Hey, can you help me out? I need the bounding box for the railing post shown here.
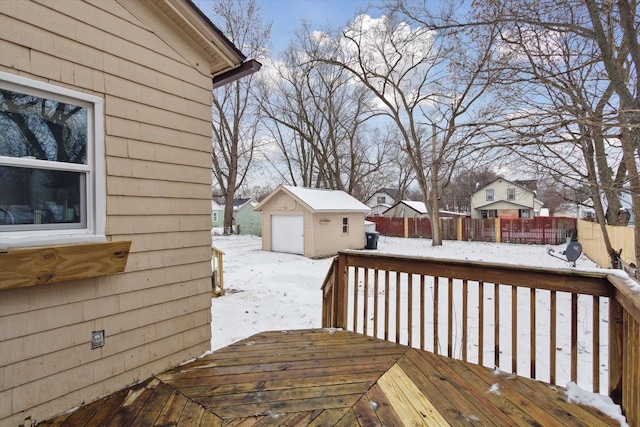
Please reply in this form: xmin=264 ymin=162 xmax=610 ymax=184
xmin=609 ymin=297 xmax=623 ymax=404
xmin=495 ymin=218 xmax=501 ymax=243
xmin=335 ymin=253 xmax=349 ymax=329
xmin=404 ymin=217 xmax=409 ymax=238
xmin=457 ymin=217 xmax=462 ymax=241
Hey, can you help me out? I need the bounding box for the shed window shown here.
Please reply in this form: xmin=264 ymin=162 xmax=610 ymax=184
xmin=342 ymin=217 xmax=349 ymax=233
xmin=507 ymin=188 xmax=515 ymax=201
xmin=486 ymin=189 xmax=494 ymax=201
xmin=377 ymin=196 xmax=386 ymax=204
xmin=213 ymin=212 xmax=218 ymax=222
xmin=0 ymin=72 xmax=105 ymax=247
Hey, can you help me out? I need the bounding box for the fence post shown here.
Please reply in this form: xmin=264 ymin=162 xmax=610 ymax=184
xmin=495 ymin=218 xmax=501 ymax=243
xmin=457 ymin=217 xmax=463 ymax=241
xmin=404 ymin=217 xmax=409 ymax=238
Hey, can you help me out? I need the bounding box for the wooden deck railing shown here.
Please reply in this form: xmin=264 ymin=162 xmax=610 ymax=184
xmin=211 ymin=245 xmax=225 ymax=297
xmin=321 ymin=251 xmax=640 ymax=426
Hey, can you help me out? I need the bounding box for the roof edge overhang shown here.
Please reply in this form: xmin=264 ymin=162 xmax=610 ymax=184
xmin=147 ymin=0 xmax=245 ymax=74
xmin=213 ymin=59 xmax=262 ymax=88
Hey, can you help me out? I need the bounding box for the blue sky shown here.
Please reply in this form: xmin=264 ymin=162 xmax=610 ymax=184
xmin=194 ymin=0 xmax=374 ymax=55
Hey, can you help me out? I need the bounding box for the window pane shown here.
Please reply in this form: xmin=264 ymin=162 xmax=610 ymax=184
xmin=0 ymin=166 xmax=85 ymax=229
xmin=0 ymin=88 xmax=87 ymax=164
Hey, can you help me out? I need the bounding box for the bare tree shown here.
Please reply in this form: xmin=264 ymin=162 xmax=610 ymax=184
xmin=257 ymin=34 xmax=394 ymax=198
xmin=458 ymin=0 xmax=639 ymax=266
xmin=210 ymin=0 xmax=270 ymax=234
xmin=303 ymin=12 xmax=502 ymax=245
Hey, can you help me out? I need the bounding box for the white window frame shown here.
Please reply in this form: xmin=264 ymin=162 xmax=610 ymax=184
xmin=213 ymin=211 xmax=218 ymax=222
xmin=486 ymin=189 xmax=494 ymax=201
xmin=342 ymin=217 xmax=349 ymax=234
xmin=507 ymin=188 xmax=515 ymax=201
xmin=0 ymin=72 xmax=105 ymax=248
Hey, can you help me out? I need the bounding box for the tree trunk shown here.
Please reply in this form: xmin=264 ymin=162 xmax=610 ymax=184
xmin=223 ymin=191 xmax=235 ymax=235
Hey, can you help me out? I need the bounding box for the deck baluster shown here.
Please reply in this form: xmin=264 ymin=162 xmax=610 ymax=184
xmin=512 ymin=285 xmax=517 ymax=374
xmin=593 ymin=295 xmax=600 ymax=393
xmin=571 ymin=293 xmax=578 ymax=383
xmin=531 ymin=288 xmax=537 ymax=379
xmin=408 ymin=274 xmax=413 ymax=347
xmin=550 ymin=290 xmax=557 ymax=384
xmin=363 ymin=268 xmax=369 ymax=336
xmin=495 ymin=283 xmax=500 ymax=369
xmin=448 ymin=277 xmax=453 ymax=358
xmin=434 ymin=276 xmax=440 ymax=354
xmin=462 ymin=279 xmax=468 ymax=362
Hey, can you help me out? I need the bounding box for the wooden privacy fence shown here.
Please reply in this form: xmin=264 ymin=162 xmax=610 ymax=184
xmin=578 ymin=219 xmax=637 ymax=271
xmin=322 ymin=251 xmax=640 ymax=426
xmin=367 ymin=216 xmax=576 ymax=245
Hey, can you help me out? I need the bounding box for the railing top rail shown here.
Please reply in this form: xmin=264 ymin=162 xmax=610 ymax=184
xmin=607 ymin=273 xmax=640 ymax=324
xmin=321 ymin=256 xmax=338 ymax=293
xmin=211 ymin=244 xmax=226 ymax=255
xmin=338 ymin=250 xmax=615 ymax=297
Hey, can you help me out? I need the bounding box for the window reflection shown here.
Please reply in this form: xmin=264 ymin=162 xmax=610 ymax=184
xmin=0 ymin=89 xmax=87 ymax=164
xmin=0 ymin=166 xmax=84 ymax=228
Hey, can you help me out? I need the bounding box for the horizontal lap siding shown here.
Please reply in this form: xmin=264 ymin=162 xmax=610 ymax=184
xmin=0 ymin=0 xmax=216 ymax=424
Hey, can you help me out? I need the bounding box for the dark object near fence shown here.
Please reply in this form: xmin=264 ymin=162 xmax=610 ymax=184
xmin=365 ymin=231 xmax=379 ymax=249
xmin=546 ymin=241 xmax=582 ymax=267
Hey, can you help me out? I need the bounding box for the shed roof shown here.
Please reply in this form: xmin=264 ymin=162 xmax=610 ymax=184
xmin=254 ymin=185 xmax=371 ymax=213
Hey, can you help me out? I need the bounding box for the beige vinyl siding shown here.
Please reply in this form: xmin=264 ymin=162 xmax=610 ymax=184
xmin=0 ymin=0 xmax=218 ymax=424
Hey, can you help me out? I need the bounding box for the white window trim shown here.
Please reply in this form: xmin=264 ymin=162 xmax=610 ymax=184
xmin=0 ymin=72 xmax=105 ymax=249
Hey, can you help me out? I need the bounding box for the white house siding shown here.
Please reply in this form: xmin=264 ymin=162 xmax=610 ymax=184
xmin=0 ymin=1 xmax=221 ymax=424
xmin=471 ymin=179 xmax=539 ymax=219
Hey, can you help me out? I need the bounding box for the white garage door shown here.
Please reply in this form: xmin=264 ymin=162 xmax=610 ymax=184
xmin=271 ymin=215 xmax=304 ymax=255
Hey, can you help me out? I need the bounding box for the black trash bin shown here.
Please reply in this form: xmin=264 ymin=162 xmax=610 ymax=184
xmin=365 ymin=231 xmax=379 ymax=249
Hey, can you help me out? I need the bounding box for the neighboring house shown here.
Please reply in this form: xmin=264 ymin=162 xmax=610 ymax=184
xmin=254 ymin=185 xmax=371 ymax=258
xmin=218 ymin=198 xmax=260 ymax=234
xmin=0 ymin=1 xmax=259 ymax=425
xmin=579 ymin=193 xmax=634 ymax=225
xmin=235 ymin=198 xmax=261 ymax=236
xmin=470 ymin=178 xmax=544 ymax=219
xmin=212 ymin=200 xmax=224 ymax=227
xmin=383 ymin=201 xmax=467 ymax=218
xmin=366 ymin=187 xmax=400 ymax=216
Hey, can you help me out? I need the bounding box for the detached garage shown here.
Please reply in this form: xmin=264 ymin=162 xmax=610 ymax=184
xmin=254 ymin=185 xmax=371 ymax=258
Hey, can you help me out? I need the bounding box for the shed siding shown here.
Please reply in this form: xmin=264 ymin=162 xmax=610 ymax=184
xmin=311 ymin=212 xmax=366 ymax=258
xmin=0 ymin=1 xmax=215 ymax=424
xmin=258 ymin=191 xmax=367 ymax=258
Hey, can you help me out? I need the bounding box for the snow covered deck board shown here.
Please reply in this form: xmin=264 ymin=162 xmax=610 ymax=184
xmin=40 ymin=329 xmax=616 ymax=426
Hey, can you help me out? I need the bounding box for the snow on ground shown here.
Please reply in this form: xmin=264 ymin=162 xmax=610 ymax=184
xmin=211 ymin=234 xmax=596 ymax=351
xmin=210 ymin=234 xmax=628 ymax=425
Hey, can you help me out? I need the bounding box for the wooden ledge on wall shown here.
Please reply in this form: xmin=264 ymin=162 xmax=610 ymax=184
xmin=0 ymin=241 xmax=131 ymax=291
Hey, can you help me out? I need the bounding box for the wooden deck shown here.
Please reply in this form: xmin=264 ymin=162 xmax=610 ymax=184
xmin=41 ymin=329 xmax=617 ymax=426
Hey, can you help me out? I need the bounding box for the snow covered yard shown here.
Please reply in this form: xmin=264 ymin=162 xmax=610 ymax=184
xmin=210 ymin=234 xmax=599 ymax=351
xmin=210 ymin=234 xmax=628 ymax=424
